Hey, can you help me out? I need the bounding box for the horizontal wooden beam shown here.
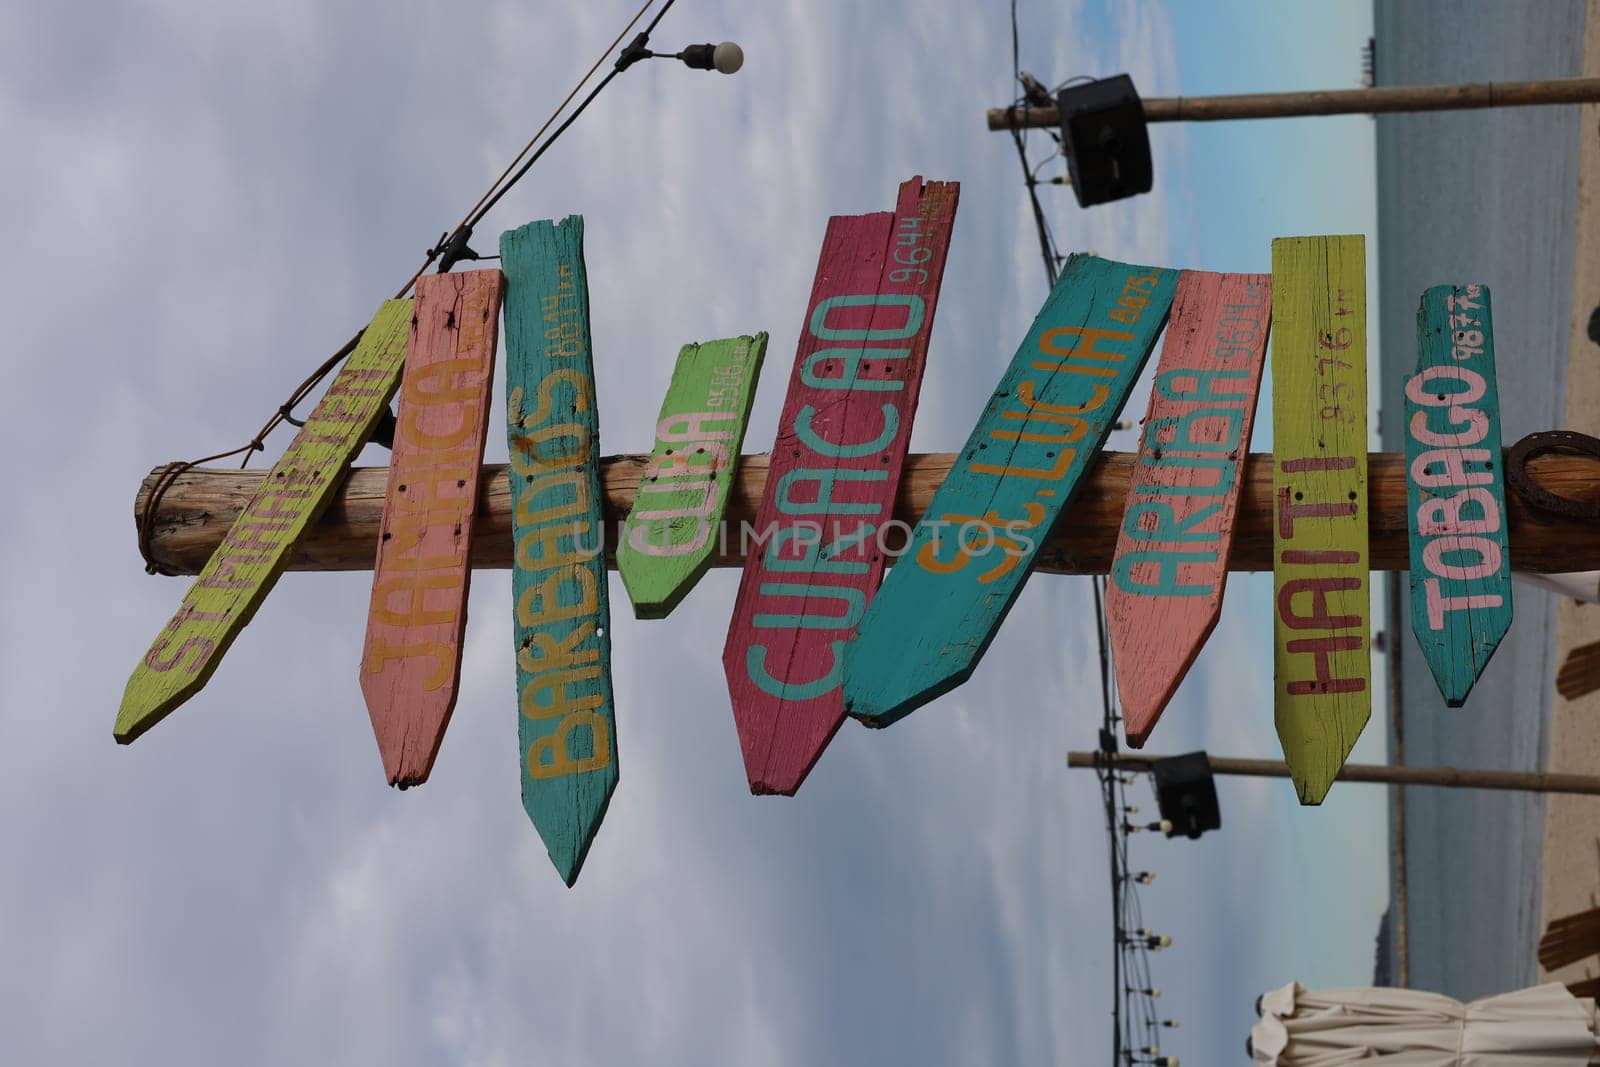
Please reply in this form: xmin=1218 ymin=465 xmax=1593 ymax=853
xmin=986 ymin=76 xmax=1600 ymax=130
xmin=136 ymin=447 xmax=1600 ymax=576
xmin=1068 ymin=751 xmax=1600 ymax=796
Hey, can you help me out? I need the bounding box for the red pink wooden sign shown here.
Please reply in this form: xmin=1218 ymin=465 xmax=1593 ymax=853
xmin=722 ymin=176 xmax=958 ymax=795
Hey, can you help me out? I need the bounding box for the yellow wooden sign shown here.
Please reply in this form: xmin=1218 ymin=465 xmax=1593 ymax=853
xmin=116 ymin=300 xmax=412 ymax=742
xmin=1270 ymin=235 xmax=1370 ymax=804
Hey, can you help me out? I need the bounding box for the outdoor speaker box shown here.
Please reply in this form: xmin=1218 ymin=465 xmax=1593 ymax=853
xmin=1152 ymin=752 xmax=1221 ymax=840
xmin=1057 ymin=74 xmax=1153 ymax=208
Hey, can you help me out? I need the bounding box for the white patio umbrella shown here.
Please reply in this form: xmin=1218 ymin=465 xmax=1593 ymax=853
xmin=1248 ymin=981 xmax=1599 ymax=1066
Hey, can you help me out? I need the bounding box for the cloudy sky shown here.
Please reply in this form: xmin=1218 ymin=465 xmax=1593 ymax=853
xmin=2 ymin=1 xmax=1381 ymax=1063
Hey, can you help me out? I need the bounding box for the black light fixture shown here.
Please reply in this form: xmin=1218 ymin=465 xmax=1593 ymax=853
xmin=1151 ymin=752 xmax=1221 ymax=840
xmin=1056 ymin=74 xmax=1153 ymax=208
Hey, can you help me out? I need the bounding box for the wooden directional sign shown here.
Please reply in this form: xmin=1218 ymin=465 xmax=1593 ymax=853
xmin=361 ymin=270 xmax=502 ymax=786
xmin=618 ymin=333 xmax=768 ymax=619
xmin=116 ymin=300 xmax=412 ymax=743
xmin=1405 ymin=283 xmax=1511 ymax=706
xmin=723 ymin=177 xmax=959 ymax=795
xmin=845 ymin=254 xmax=1178 ymax=728
xmin=500 ymin=216 xmax=615 ymax=886
xmin=1270 ymin=235 xmax=1369 ymax=805
xmin=1107 ymin=271 xmax=1270 ymax=747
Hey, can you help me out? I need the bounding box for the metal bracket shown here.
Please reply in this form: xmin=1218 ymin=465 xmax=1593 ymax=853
xmin=1506 ymin=430 xmax=1600 ymax=520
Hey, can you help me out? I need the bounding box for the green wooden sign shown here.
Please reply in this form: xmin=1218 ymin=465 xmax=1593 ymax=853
xmin=116 ymin=300 xmax=412 ymax=743
xmin=1406 ymin=283 xmax=1512 ymax=706
xmin=500 ymin=216 xmax=616 ymax=887
xmin=843 ymin=254 xmax=1178 ymax=727
xmin=618 ymin=334 xmax=767 ymax=619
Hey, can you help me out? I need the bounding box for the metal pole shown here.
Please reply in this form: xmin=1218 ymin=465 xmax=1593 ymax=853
xmin=988 ymin=76 xmax=1600 ymax=130
xmin=1067 ymin=751 xmax=1600 ymax=796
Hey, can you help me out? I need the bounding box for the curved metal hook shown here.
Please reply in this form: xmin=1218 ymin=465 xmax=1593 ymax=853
xmin=1506 ymin=430 xmax=1600 ymax=521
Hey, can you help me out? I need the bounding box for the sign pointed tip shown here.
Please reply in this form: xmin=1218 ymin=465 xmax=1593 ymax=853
xmin=556 ymin=858 xmax=584 ymax=889
xmin=1295 ymin=777 xmax=1331 ymax=806
xmin=533 ymin=823 xmax=598 ymax=889
xmin=746 ymin=748 xmax=826 ymax=796
xmin=113 ymin=690 xmax=166 ymax=746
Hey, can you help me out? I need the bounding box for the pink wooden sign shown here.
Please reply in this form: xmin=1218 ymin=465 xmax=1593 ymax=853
xmin=360 ymin=269 xmax=502 ymax=786
xmin=1107 ymin=271 xmax=1270 ymax=746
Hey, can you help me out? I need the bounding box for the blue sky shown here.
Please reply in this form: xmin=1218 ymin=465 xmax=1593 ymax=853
xmin=0 ymin=1 xmax=1383 ymax=1063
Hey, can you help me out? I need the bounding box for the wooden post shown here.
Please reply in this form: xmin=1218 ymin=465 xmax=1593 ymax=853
xmin=987 ymin=76 xmax=1600 ymax=130
xmin=134 ymin=443 xmax=1600 ymax=577
xmin=1067 ymin=751 xmax=1600 ymax=796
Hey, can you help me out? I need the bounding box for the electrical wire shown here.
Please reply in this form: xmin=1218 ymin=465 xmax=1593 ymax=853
xmin=138 ymin=0 xmax=675 ymax=574
xmin=1007 ymin=4 xmax=1174 ymax=1063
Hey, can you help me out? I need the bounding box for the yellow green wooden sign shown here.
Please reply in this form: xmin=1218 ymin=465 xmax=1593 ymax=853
xmin=117 ymin=300 xmax=412 ymax=742
xmin=1269 ymin=235 xmax=1370 ymax=805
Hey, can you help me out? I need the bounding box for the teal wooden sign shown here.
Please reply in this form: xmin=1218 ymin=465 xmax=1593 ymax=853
xmin=843 ymin=254 xmax=1178 ymax=727
xmin=500 ymin=216 xmax=616 ymax=886
xmin=1406 ymin=283 xmax=1511 ymax=706
xmin=617 ymin=333 xmax=767 ymax=619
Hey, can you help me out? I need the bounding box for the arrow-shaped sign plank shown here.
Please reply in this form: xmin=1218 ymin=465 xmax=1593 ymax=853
xmin=361 ymin=269 xmax=502 ymax=786
xmin=1405 ymin=283 xmax=1512 ymax=706
xmin=1107 ymin=271 xmax=1270 ymax=746
xmin=845 ymin=255 xmax=1178 ymax=728
xmin=618 ymin=333 xmax=768 ymax=619
xmin=116 ymin=300 xmax=412 ymax=743
xmin=1270 ymin=234 xmax=1370 ymax=805
xmin=500 ymin=216 xmax=616 ymax=886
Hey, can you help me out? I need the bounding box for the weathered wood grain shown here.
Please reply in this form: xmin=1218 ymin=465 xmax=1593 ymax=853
xmin=617 ymin=333 xmax=767 ymax=619
xmin=500 ymin=216 xmax=615 ymax=886
xmin=1107 ymin=271 xmax=1270 ymax=747
xmin=843 ymin=254 xmax=1178 ymax=728
xmin=1414 ymin=287 xmax=1510 ymax=710
xmin=1406 ymin=284 xmax=1512 ymax=707
xmin=116 ymin=300 xmax=412 ymax=743
xmin=136 ymin=447 xmax=1600 ymax=577
xmin=1270 ymin=235 xmax=1370 ymax=805
xmin=361 ymin=270 xmax=502 ymax=786
xmin=723 ymin=177 xmax=959 ymax=794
